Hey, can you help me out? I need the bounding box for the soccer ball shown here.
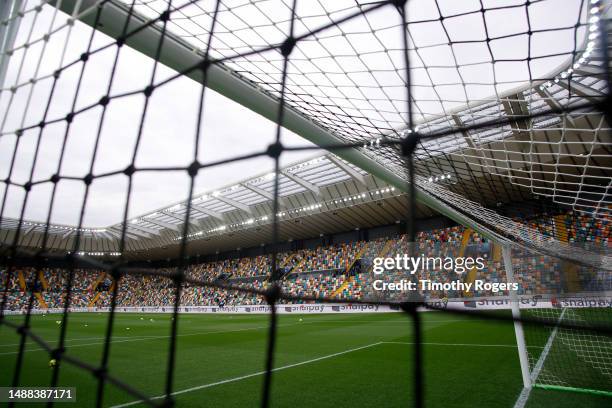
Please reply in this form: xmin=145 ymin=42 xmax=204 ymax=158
xmin=299 ymin=318 xmax=303 ymax=322
xmin=48 ymin=359 xmax=57 ymax=368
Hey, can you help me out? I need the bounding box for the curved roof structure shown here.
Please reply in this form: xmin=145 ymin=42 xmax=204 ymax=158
xmin=2 ymin=153 xmax=414 ymax=258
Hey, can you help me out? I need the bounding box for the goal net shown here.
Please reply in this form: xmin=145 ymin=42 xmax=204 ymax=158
xmin=0 ymin=0 xmax=610 ymax=406
xmin=523 ymin=304 xmax=612 ymax=396
xmin=511 ymin=247 xmax=612 ymax=398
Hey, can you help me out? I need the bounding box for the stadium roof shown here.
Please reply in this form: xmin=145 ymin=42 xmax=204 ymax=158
xmin=0 ymin=0 xmax=610 ymax=262
xmin=1 ymin=153 xmax=421 ymax=258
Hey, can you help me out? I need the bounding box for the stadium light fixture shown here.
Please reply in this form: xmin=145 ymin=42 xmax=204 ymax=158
xmin=70 ymin=251 xmax=121 ymax=257
xmin=174 ymin=185 xmax=405 ymax=242
xmin=538 ymin=4 xmax=600 ymax=92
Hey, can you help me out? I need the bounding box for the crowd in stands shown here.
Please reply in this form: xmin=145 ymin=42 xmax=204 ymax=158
xmin=291 ymin=242 xmax=367 ymax=273
xmin=529 ymin=211 xmax=610 ymax=245
xmin=1 ymin=210 xmax=609 ymax=311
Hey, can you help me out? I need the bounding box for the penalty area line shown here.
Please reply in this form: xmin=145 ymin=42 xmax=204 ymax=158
xmin=110 ymin=342 xmax=384 ymax=408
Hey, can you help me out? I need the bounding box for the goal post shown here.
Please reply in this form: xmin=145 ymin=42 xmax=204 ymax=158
xmin=522 ymin=295 xmax=612 ymax=397
xmin=510 ymin=246 xmax=612 ymax=399
xmin=502 ymin=245 xmax=532 ymax=390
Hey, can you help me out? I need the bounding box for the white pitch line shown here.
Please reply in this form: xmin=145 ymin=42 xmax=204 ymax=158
xmin=111 ymin=340 xmax=525 ymax=407
xmin=382 ymin=341 xmax=519 ymax=348
xmin=111 ymin=342 xmax=384 ymax=408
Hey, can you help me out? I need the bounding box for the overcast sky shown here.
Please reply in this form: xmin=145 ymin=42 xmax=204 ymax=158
xmin=0 ymin=0 xmax=587 ymax=228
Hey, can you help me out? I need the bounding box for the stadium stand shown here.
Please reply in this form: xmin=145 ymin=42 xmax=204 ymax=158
xmin=2 ymin=210 xmax=608 ymax=311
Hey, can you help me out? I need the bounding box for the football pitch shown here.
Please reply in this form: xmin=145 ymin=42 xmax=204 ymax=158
xmin=1 ymin=312 xmax=610 ymax=407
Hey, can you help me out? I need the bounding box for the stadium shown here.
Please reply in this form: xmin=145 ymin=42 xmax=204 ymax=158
xmin=0 ymin=0 xmax=611 ymax=407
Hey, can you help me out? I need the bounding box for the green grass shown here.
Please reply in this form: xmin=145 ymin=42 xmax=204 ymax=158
xmin=0 ymin=312 xmax=609 ymax=407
